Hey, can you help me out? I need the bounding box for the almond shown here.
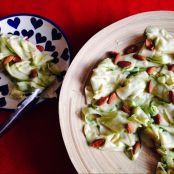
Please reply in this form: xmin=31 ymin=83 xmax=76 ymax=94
xmin=117 ymin=61 xmax=131 ymax=68
xmin=114 ymin=53 xmax=121 ymax=65
xmin=145 ymin=39 xmax=154 ymax=51
xmin=146 ymin=66 xmax=157 ymax=75
xmin=97 ymin=96 xmax=109 ymax=106
xmin=121 ymin=104 xmax=131 ymax=114
xmin=107 ymin=92 xmax=117 ymax=104
xmin=133 ymin=141 xmax=141 ymax=154
xmin=36 ymin=45 xmax=44 ymax=52
xmin=3 ymin=55 xmax=16 ymax=65
xmin=169 ymin=91 xmax=174 ymax=104
xmin=133 ymin=54 xmax=146 ymax=61
xmin=126 ymin=122 xmax=134 ymax=134
xmin=108 ymin=51 xmax=118 ymax=57
xmin=147 ymin=80 xmax=153 ymax=94
xmin=3 ymin=56 xmax=14 ymax=65
xmin=30 ymin=68 xmax=38 ymax=78
xmin=12 ymin=56 xmax=22 ymax=62
xmin=90 ymin=138 xmax=105 ymax=148
xmin=154 ymin=114 xmax=161 ymax=125
xmin=168 ymin=64 xmax=174 ymax=72
xmin=124 ymin=45 xmax=138 ymax=54
xmin=3 ymin=55 xmax=22 ymax=65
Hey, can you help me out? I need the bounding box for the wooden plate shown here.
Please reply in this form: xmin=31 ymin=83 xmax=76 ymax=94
xmin=59 ymin=11 xmax=174 ymax=173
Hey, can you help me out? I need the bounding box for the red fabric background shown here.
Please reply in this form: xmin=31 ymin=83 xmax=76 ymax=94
xmin=0 ymin=0 xmax=174 ymax=173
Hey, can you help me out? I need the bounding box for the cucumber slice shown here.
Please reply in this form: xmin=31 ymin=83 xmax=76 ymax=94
xmin=32 ymin=77 xmax=46 ymax=87
xmin=116 ymin=72 xmax=148 ymax=100
xmin=30 ymin=81 xmax=44 ymax=89
xmin=5 ymin=63 xmax=29 ymax=80
xmin=17 ymin=81 xmax=32 ymax=91
xmin=0 ymin=35 xmax=15 ymax=59
xmin=145 ymin=26 xmax=174 ymax=54
xmin=10 ymin=87 xmax=24 ymax=99
xmin=32 ymin=54 xmax=53 ymax=66
xmin=15 ymin=61 xmax=34 ymax=74
xmin=48 ymin=63 xmax=60 ymax=75
xmin=40 ymin=75 xmax=56 ymax=86
xmin=7 ymin=36 xmax=28 ymax=60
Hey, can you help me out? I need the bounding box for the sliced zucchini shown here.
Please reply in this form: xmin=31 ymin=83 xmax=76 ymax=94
xmin=5 ymin=63 xmax=29 ymax=80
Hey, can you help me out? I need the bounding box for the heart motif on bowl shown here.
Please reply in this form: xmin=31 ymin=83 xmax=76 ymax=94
xmin=7 ymin=17 xmax=20 ymax=29
xmin=30 ymin=17 xmax=43 ymax=29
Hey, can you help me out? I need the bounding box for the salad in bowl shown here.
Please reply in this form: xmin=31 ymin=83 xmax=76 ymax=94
xmin=0 ymin=34 xmax=60 ymax=100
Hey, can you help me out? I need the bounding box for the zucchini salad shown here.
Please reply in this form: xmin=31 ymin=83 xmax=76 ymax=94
xmin=0 ymin=34 xmax=60 ymax=99
xmin=82 ymin=26 xmax=174 ymax=174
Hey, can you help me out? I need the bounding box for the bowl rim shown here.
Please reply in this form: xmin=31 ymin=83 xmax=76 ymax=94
xmin=0 ymin=13 xmax=72 ymax=61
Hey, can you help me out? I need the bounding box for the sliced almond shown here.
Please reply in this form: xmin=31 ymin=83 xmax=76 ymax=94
xmin=121 ymin=104 xmax=131 ymax=114
xmin=90 ymin=138 xmax=105 ymax=148
xmin=97 ymin=96 xmax=109 ymax=106
xmin=147 ymin=80 xmax=153 ymax=94
xmin=169 ymin=91 xmax=174 ymax=104
xmin=168 ymin=64 xmax=174 ymax=72
xmin=154 ymin=114 xmax=161 ymax=125
xmin=30 ymin=68 xmax=38 ymax=78
xmin=3 ymin=55 xmax=16 ymax=65
xmin=117 ymin=61 xmax=131 ymax=68
xmin=126 ymin=122 xmax=134 ymax=134
xmin=36 ymin=45 xmax=44 ymax=52
xmin=124 ymin=45 xmax=138 ymax=54
xmin=133 ymin=54 xmax=146 ymax=61
xmin=114 ymin=53 xmax=121 ymax=65
xmin=133 ymin=141 xmax=141 ymax=154
xmin=146 ymin=66 xmax=157 ymax=75
xmin=107 ymin=92 xmax=117 ymax=104
xmin=145 ymin=39 xmax=154 ymax=51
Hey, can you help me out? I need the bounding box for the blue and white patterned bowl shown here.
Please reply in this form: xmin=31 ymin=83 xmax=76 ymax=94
xmin=0 ymin=14 xmax=71 ymax=109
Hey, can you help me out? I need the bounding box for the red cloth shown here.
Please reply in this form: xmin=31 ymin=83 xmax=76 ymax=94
xmin=1 ymin=0 xmax=174 ymax=173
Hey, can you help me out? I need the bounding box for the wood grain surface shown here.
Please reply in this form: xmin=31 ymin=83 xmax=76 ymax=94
xmin=59 ymin=11 xmax=174 ymax=173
